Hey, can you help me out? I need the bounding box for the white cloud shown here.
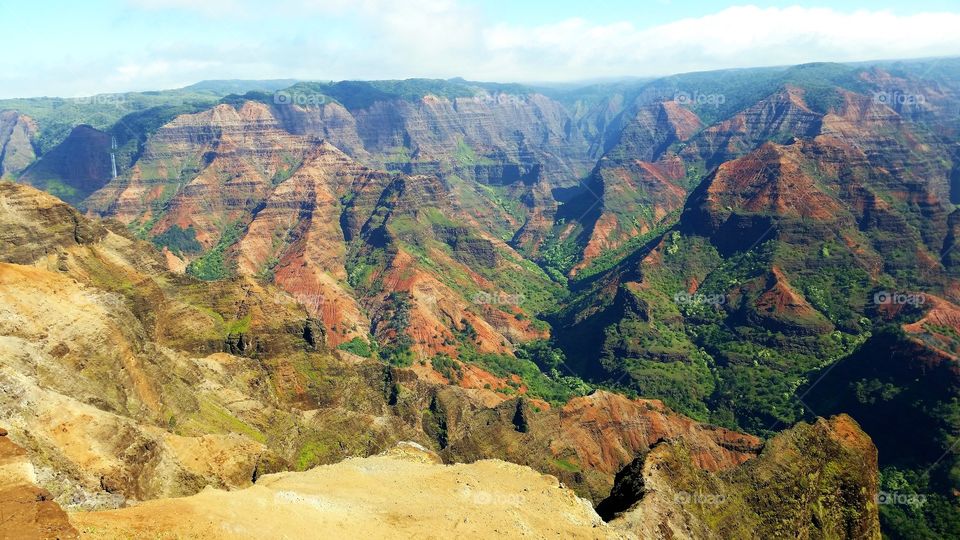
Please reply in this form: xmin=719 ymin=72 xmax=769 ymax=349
xmin=476 ymin=6 xmax=960 ymax=81
xmin=7 ymin=3 xmax=960 ymax=97
xmin=294 ymin=4 xmax=960 ymax=81
xmin=109 ymin=59 xmax=223 ymax=87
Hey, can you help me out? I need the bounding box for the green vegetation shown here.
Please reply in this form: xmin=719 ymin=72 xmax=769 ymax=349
xmin=800 ymin=327 xmax=960 ymax=537
xmin=453 ymin=139 xmax=493 ymax=166
xmin=460 ymin=341 xmax=592 ymax=405
xmin=8 ymin=60 xmax=958 ymax=538
xmin=441 ymin=175 xmax=525 ymax=242
xmin=378 ymin=292 xmax=415 ymax=367
xmin=539 ymin=237 xmax=579 ymax=281
xmin=39 ymin=178 xmax=79 ymax=201
xmin=430 ymin=354 xmax=463 ymax=382
xmin=296 ymin=440 xmax=330 ymax=471
xmin=110 ymin=103 xmax=218 ymax=149
xmin=878 ymin=468 xmax=960 ymax=539
xmin=0 ymin=91 xmax=221 ymax=153
xmin=337 ymin=337 xmax=372 ymax=358
xmin=152 ymin=225 xmax=202 ymax=256
xmin=179 ymin=396 xmax=266 ymax=444
xmin=475 ymin=182 xmax=526 ymax=222
xmin=573 ymin=215 xmax=679 ymax=282
xmin=552 ymin=458 xmax=581 ymax=473
xmin=552 ymin=229 xmax=882 ymax=431
xmin=271 ymin=153 xmax=302 ymax=185
xmin=187 ymin=222 xmax=244 ymax=281
xmin=643 ymin=61 xmax=867 ymax=126
xmin=257 ymin=256 xmax=280 ymax=283
xmin=226 ymin=314 xmax=252 ymax=335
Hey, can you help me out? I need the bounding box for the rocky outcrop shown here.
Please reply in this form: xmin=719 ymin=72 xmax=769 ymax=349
xmin=569 ymin=155 xmax=688 ymax=272
xmin=902 ymin=293 xmax=960 ymax=359
xmin=352 ymin=173 xmax=552 ymax=358
xmin=69 ymin=417 xmax=880 ymax=540
xmin=733 ymin=266 xmax=835 ymax=334
xmin=686 ymin=142 xmax=844 ymax=232
xmin=277 ymin=91 xmax=596 ymax=188
xmin=70 ymin=442 xmax=612 ymax=539
xmin=85 ymin=101 xmax=315 ymax=238
xmin=682 ymin=85 xmax=823 ymax=168
xmin=231 ymin=141 xmax=552 ymax=355
xmin=0 ymin=427 xmax=78 ymax=540
xmin=560 ymin=102 xmax=700 ymax=271
xmin=0 ymin=181 xmax=107 ymax=264
xmin=234 ymin=142 xmax=384 ymax=346
xmin=436 ymin=390 xmax=762 ymax=502
xmin=607 ymin=101 xmax=702 ymax=163
xmin=0 ymin=110 xmax=38 ymax=178
xmin=6 ymin=64 xmax=956 ymax=536
xmin=606 ymin=415 xmax=880 ymax=539
xmin=680 ymin=129 xmax=950 ymax=275
xmin=0 ymin=263 xmax=279 ymax=504
xmin=0 ymin=183 xmax=306 ymax=505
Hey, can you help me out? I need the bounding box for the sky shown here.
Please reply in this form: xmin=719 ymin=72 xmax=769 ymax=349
xmin=3 ymin=0 xmax=960 ymax=98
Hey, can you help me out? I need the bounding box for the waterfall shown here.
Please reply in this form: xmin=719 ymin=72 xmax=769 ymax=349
xmin=110 ymin=136 xmax=118 ymax=179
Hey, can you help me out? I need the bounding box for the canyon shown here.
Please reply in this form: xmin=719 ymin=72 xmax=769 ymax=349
xmin=3 ymin=58 xmax=960 ymax=537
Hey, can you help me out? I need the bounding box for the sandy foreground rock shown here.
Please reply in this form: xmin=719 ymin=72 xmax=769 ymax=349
xmin=69 ymin=442 xmax=623 ymax=539
xmin=0 ymin=428 xmax=78 ymax=540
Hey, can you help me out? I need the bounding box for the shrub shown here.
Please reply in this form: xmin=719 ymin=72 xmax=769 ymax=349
xmin=337 ymin=337 xmax=372 ymax=358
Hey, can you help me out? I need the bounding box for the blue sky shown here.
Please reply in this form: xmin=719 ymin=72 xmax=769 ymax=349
xmin=3 ymin=0 xmax=960 ymax=98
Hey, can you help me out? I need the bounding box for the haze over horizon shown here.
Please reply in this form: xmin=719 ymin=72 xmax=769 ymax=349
xmin=5 ymin=0 xmax=960 ymax=99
